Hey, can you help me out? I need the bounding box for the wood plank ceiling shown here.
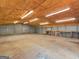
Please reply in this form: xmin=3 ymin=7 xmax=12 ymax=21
xmin=0 ymin=0 xmax=79 ymax=26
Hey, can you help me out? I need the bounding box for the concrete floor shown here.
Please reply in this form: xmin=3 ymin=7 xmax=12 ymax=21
xmin=0 ymin=34 xmax=79 ymax=59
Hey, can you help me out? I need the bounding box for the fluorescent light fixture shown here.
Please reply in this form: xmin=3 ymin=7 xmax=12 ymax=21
xmin=23 ymin=22 xmax=29 ymax=24
xmin=14 ymin=21 xmax=19 ymax=24
xmin=40 ymin=22 xmax=49 ymax=25
xmin=56 ymin=18 xmax=76 ymax=23
xmin=21 ymin=11 xmax=28 ymax=17
xmin=21 ymin=10 xmax=34 ymax=19
xmin=29 ymin=18 xmax=39 ymax=22
xmin=46 ymin=7 xmax=70 ymax=17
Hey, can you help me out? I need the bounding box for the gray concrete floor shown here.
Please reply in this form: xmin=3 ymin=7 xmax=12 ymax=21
xmin=0 ymin=34 xmax=79 ymax=59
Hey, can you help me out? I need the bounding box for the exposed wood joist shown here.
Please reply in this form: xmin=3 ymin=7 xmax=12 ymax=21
xmin=0 ymin=0 xmax=79 ymax=26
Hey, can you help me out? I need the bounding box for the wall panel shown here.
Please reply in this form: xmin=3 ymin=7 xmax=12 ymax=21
xmin=0 ymin=24 xmax=34 ymax=35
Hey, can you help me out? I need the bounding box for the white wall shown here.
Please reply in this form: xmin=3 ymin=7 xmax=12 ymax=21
xmin=36 ymin=25 xmax=79 ymax=34
xmin=0 ymin=24 xmax=34 ymax=35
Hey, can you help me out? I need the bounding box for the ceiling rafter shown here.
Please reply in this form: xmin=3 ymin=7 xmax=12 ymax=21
xmin=0 ymin=0 xmax=79 ymax=26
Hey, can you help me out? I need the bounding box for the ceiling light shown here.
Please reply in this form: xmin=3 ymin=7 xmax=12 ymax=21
xmin=40 ymin=22 xmax=49 ymax=25
xmin=23 ymin=22 xmax=29 ymax=24
xmin=45 ymin=7 xmax=70 ymax=17
xmin=21 ymin=10 xmax=34 ymax=19
xmin=56 ymin=18 xmax=76 ymax=23
xmin=29 ymin=18 xmax=39 ymax=22
xmin=14 ymin=21 xmax=19 ymax=24
xmin=21 ymin=11 xmax=28 ymax=17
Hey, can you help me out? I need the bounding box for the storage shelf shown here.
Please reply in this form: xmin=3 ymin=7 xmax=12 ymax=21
xmin=46 ymin=30 xmax=79 ymax=39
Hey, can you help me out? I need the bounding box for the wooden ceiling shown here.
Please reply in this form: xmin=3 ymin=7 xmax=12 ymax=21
xmin=0 ymin=0 xmax=79 ymax=26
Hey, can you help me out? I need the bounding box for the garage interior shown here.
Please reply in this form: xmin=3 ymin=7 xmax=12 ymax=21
xmin=0 ymin=0 xmax=79 ymax=59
